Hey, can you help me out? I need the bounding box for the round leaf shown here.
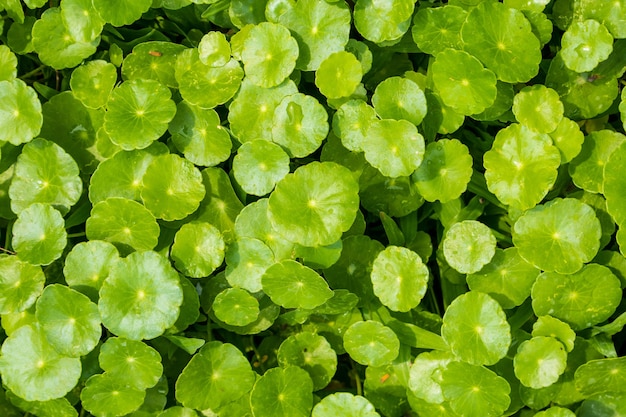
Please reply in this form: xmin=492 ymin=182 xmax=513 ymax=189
xmin=353 ymin=0 xmax=414 ymax=43
xmin=0 ymin=256 xmax=45 ymax=314
xmin=442 ymin=220 xmax=496 ymax=275
xmin=12 ymin=203 xmax=67 ymax=266
xmin=431 ymin=48 xmax=497 ymax=115
xmin=80 ymin=373 xmax=145 ymax=417
xmin=168 ymin=101 xmax=232 ymax=167
xmin=312 ymin=393 xmax=380 ymax=417
xmin=461 ymin=1 xmax=541 ymax=83
xmin=561 ymin=20 xmax=613 ymax=73
xmin=408 ymin=350 xmax=456 ymax=404
xmin=121 ymin=41 xmax=187 ymax=88
xmin=250 ymin=366 xmax=313 ymax=417
xmin=512 ymin=198 xmax=601 ymax=274
xmin=140 ymin=153 xmax=206 ymax=221
xmin=343 ymin=320 xmax=400 ymax=367
xmin=99 ymin=337 xmax=163 ymax=390
xmin=315 ymin=51 xmax=362 ymax=99
xmin=0 ymin=45 xmax=17 ymax=81
xmin=171 ymin=221 xmax=225 ymax=278
xmin=242 ymin=22 xmax=298 ymax=88
xmin=175 ymin=341 xmax=256 ymax=410
xmin=575 ymin=357 xmax=626 ymax=397
xmin=36 ymin=284 xmax=101 ymax=357
xmin=277 ymin=332 xmax=338 ymax=391
xmin=441 ymin=361 xmax=511 ymax=417
xmin=512 ymin=85 xmax=564 ymax=133
xmin=268 ymin=162 xmax=359 ymax=247
xmin=371 ymin=246 xmax=429 ymax=312
xmin=63 ymin=240 xmax=120 ymax=300
xmin=98 ymin=250 xmax=184 ymax=340
xmin=549 ymin=117 xmax=584 ymax=163
xmin=233 ymin=140 xmax=290 ymax=196
xmin=531 ymin=264 xmax=621 ymax=330
xmin=483 ymin=123 xmax=562 ymax=211
xmin=70 ymin=59 xmax=117 ymax=109
xmin=271 ymin=93 xmax=328 ymax=158
xmin=0 ymin=79 xmax=41 ymax=146
xmin=532 ymin=316 xmax=576 ymax=353
xmin=198 ymin=31 xmax=231 ymax=67
xmin=514 ymin=336 xmax=567 ymax=388
xmin=0 ymin=324 xmax=82 ymax=401
xmin=442 ymin=291 xmax=511 ymax=366
xmin=331 ymin=99 xmax=378 ymax=152
xmin=261 ymin=260 xmax=333 ymax=309
xmin=412 ymin=139 xmax=473 ymax=203
xmin=86 ymin=198 xmax=160 ymax=253
xmin=9 ymin=138 xmax=82 ymax=215
xmin=225 ymin=237 xmax=275 ymax=293
xmin=372 ymin=76 xmax=427 ymax=126
xmin=411 ymin=5 xmax=466 ymax=56
xmin=91 ymin=0 xmax=151 ymax=26
xmin=213 ymin=287 xmax=259 ymax=326
xmin=467 ymin=247 xmax=540 ymax=309
xmin=362 ymin=119 xmax=425 ymax=178
xmin=103 ymin=79 xmax=177 ymax=150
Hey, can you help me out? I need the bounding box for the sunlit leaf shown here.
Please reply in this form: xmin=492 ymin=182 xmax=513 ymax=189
xmin=443 ymin=220 xmax=496 ymax=275
xmin=549 ymin=117 xmax=584 ymax=163
xmin=91 ymin=0 xmax=151 ymax=26
xmin=575 ymin=357 xmax=626 ymax=397
xmin=561 ymin=20 xmax=613 ymax=73
xmin=171 ymin=221 xmax=224 ymax=278
xmin=316 ymin=51 xmax=363 ymax=99
xmin=532 ymin=315 xmax=576 ymax=353
xmin=99 ymin=337 xmax=163 ymax=390
xmin=512 ymin=84 xmax=564 ymax=133
xmin=225 ymin=237 xmax=275 ymax=293
xmin=122 ymin=41 xmax=187 ymax=88
xmin=0 ymin=256 xmax=45 ymax=315
xmin=233 ymin=140 xmax=289 ymax=196
xmin=250 ymin=366 xmax=313 ymax=417
xmin=213 ymin=287 xmax=259 ymax=326
xmin=408 ymin=350 xmax=455 ymax=404
xmin=514 ymin=336 xmax=567 ymax=388
xmin=354 ymin=0 xmax=414 ymax=43
xmin=0 ymin=79 xmax=42 ymax=145
xmin=0 ymin=45 xmax=17 ymax=81
xmin=344 ymin=320 xmax=400 ymax=367
xmin=569 ymin=130 xmax=625 ymax=194
xmin=312 ymin=392 xmax=380 ymax=417
xmin=80 ymin=373 xmax=145 ymax=417
xmin=262 ymin=260 xmax=333 ymax=309
xmin=411 ymin=5 xmax=466 ymax=56
xmin=278 ymin=332 xmax=337 ymax=390
xmin=12 ymin=203 xmax=67 ymax=266
xmin=198 ymin=31 xmax=231 ymax=67
xmin=332 ymin=99 xmax=378 ymax=152
xmin=372 ymin=76 xmax=427 ymax=126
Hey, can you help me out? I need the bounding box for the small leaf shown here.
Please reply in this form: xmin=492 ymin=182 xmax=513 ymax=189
xmin=512 ymin=84 xmax=564 ymax=133
xmin=353 ymin=0 xmax=415 ymax=43
xmin=0 ymin=256 xmax=45 ymax=315
xmin=277 ymin=332 xmax=338 ymax=391
xmin=575 ymin=357 xmax=626 ymax=397
xmin=344 ymin=320 xmax=400 ymax=367
xmin=70 ymin=60 xmax=117 ymax=109
xmin=198 ymin=31 xmax=231 ymax=67
xmin=514 ymin=336 xmax=568 ymax=388
xmin=233 ymin=140 xmax=290 ymax=196
xmin=262 ymin=260 xmax=333 ymax=309
xmin=80 ymin=373 xmax=145 ymax=417
xmin=12 ymin=203 xmax=67 ymax=266
xmin=0 ymin=79 xmax=42 ymax=145
xmin=99 ymin=337 xmax=163 ymax=390
xmin=442 ymin=220 xmax=496 ymax=275
xmin=312 ymin=392 xmax=380 ymax=417
xmin=213 ymin=287 xmax=260 ymax=326
xmin=250 ymin=366 xmax=313 ymax=417
xmin=561 ymin=20 xmax=613 ymax=73
xmin=316 ymin=51 xmax=363 ymax=99
xmin=63 ymin=240 xmax=120 ymax=301
xmin=372 ymin=76 xmax=427 ymax=126
xmin=170 ymin=222 xmax=225 ymax=278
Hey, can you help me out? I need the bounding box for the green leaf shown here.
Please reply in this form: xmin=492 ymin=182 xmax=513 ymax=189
xmin=271 ymin=0 xmax=351 ymax=71
xmin=91 ymin=0 xmax=151 ymax=26
xmin=60 ymin=0 xmax=105 ymax=43
xmin=371 ymin=76 xmax=427 ymax=126
xmin=408 ymin=349 xmax=456 ymax=405
xmin=0 ymin=324 xmax=82 ymax=401
xmin=512 ymin=85 xmax=564 ymax=133
xmin=88 ymin=142 xmax=169 ymax=204
xmin=534 ymin=407 xmax=576 ymax=417
xmin=9 ymin=138 xmax=82 ymax=215
xmin=312 ymin=392 xmax=380 ymax=417
xmin=0 ymin=79 xmax=42 ymax=145
xmin=176 ymin=50 xmax=244 ymax=109
xmin=411 ymin=5 xmax=466 ymax=56
xmin=532 ymin=315 xmax=576 ymax=353
xmin=213 ymin=287 xmax=260 ymax=326
xmin=98 ymin=250 xmax=183 ymax=340
xmin=343 ymin=320 xmax=400 ymax=367
xmin=431 ymin=48 xmax=497 ymax=115
xmin=225 ymin=237 xmax=275 ymax=293
xmin=233 ymin=140 xmax=290 ymax=196
xmin=175 ymin=341 xmax=256 ymax=410
xmin=12 ymin=203 xmax=67 ymax=266
xmin=250 ymin=366 xmax=313 ymax=417
xmin=442 ymin=291 xmax=510 ymax=366
xmin=277 ymin=332 xmax=338 ymax=391
xmin=5 ymin=391 xmax=78 ymax=417
xmin=80 ymin=373 xmax=146 ymax=417
xmin=353 ymin=0 xmax=414 ymax=43
xmin=513 ymin=198 xmax=601 ymax=274
xmin=228 ymin=78 xmax=298 ymax=143
xmin=362 ymin=119 xmax=425 ymax=178
xmin=35 ymin=284 xmax=101 ymax=357
xmin=483 ymin=123 xmax=562 ymax=211
xmin=242 ymin=22 xmax=298 ymax=88
xmin=169 ymin=101 xmax=231 ymax=167
xmin=122 ymin=41 xmax=187 ymax=88
xmin=198 ymin=31 xmax=231 ymax=67
xmin=514 ymin=336 xmax=568 ymax=388
xmin=268 ymin=162 xmax=359 ymax=247
xmin=103 ymin=79 xmax=176 ymax=150
xmin=412 ymin=139 xmax=473 ymax=203
xmin=467 ymin=248 xmax=540 ymax=309
xmin=370 ymin=246 xmax=429 ymax=312
xmin=170 ymin=221 xmax=225 ymax=278
xmin=461 ymin=1 xmax=541 ymax=83
xmin=316 ymin=51 xmax=363 ymax=99
xmin=31 ymin=8 xmax=98 ymax=69
xmin=271 ymin=93 xmax=329 ymax=158
xmin=442 ymin=220 xmax=496 ymax=275
xmin=0 ymin=45 xmax=17 ymax=81
xmin=575 ymin=357 xmax=626 ymax=397
xmin=332 ymin=99 xmax=378 ymax=152
xmin=441 ymin=361 xmax=511 ymax=417
xmin=531 ymin=264 xmax=621 ymax=330
xmin=602 ymin=142 xmax=626 ymax=225
xmin=99 ymin=337 xmax=163 ymax=390
xmin=549 ymin=117 xmax=584 ymax=163
xmin=86 ymin=198 xmax=160 ymax=254
xmin=0 ymin=256 xmax=44 ymax=314
xmin=561 ymin=20 xmax=613 ymax=73
xmin=262 ymin=260 xmax=333 ymax=309
xmin=569 ymin=130 xmax=626 ymax=194
xmin=360 ymin=166 xmax=424 ymax=217
xmin=158 ymin=406 xmax=200 ymax=417
xmin=140 ymin=153 xmax=206 ymax=221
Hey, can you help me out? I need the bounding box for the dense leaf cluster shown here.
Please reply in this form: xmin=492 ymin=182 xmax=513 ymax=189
xmin=1 ymin=0 xmax=626 ymax=416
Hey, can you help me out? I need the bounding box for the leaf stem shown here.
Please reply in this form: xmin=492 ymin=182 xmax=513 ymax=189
xmin=0 ymin=247 xmax=16 ymax=255
xmin=350 ymin=359 xmax=363 ymax=396
xmin=67 ymin=232 xmax=87 ymax=238
xmin=19 ymin=65 xmax=46 ymax=80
